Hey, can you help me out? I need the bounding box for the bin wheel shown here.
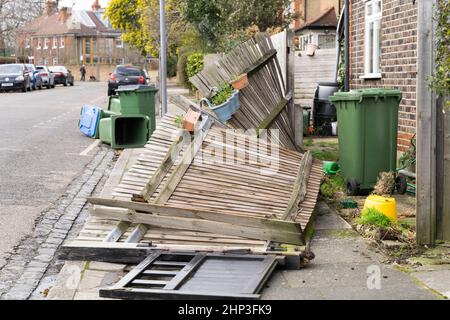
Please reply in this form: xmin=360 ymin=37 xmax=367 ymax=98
xmin=346 ymin=178 xmax=360 ymax=196
xmin=395 ymin=174 xmax=408 ymax=194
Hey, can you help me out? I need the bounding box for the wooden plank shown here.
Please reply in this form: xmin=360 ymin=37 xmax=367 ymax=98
xmin=154 ymin=118 xmax=212 ymax=204
xmin=131 ymin=279 xmax=169 ymax=286
xmin=89 ymin=198 xmax=302 ymax=234
xmin=99 ymin=287 xmax=260 ymax=300
xmin=90 ymin=208 xmax=304 ymax=245
xmin=416 ymin=0 xmax=437 ymax=245
xmin=133 ymin=133 xmax=183 ymax=202
xmin=103 ymin=221 xmax=131 ymax=243
xmin=164 ymin=254 xmax=206 ymax=290
xmin=244 ymin=49 xmax=277 ymax=76
xmin=112 ymin=252 xmax=161 ymax=289
xmin=256 ymin=93 xmax=291 ymax=136
xmin=282 ymin=151 xmax=313 ymax=221
xmin=142 ymin=270 xmax=179 ymax=276
xmin=443 ymin=109 xmax=450 ymax=240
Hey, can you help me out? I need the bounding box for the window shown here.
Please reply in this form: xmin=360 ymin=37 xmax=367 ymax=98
xmin=115 ymin=39 xmax=123 ymax=48
xmin=44 ymin=37 xmax=49 ymax=49
xmin=52 ymin=57 xmax=58 ymax=65
xmin=53 ymin=37 xmax=58 ymax=49
xmin=318 ymin=34 xmax=336 ymax=49
xmin=60 ymin=36 xmax=65 ymax=48
xmin=37 ymin=38 xmax=42 ymax=49
xmin=364 ymin=0 xmax=382 ymax=78
xmin=25 ymin=35 xmax=31 ymax=48
xmin=43 ymin=57 xmax=47 ymax=65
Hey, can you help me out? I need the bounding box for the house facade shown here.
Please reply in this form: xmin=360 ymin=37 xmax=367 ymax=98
xmin=16 ymin=1 xmax=145 ymax=80
xmin=349 ymin=0 xmax=417 ymax=151
xmin=290 ymin=0 xmax=343 ymax=29
xmin=294 ymin=7 xmax=339 ymax=51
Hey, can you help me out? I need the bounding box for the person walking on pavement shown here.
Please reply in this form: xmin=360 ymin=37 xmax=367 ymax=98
xmin=80 ymin=65 xmax=86 ymax=81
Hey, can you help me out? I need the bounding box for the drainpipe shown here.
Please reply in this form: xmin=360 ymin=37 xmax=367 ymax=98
xmin=344 ymin=0 xmax=350 ymax=91
xmin=304 ymin=0 xmax=307 ymax=22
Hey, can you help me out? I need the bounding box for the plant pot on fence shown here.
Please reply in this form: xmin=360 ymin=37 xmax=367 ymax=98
xmin=306 ymin=43 xmax=318 ymax=56
xmin=230 ymin=74 xmax=249 ymax=90
xmin=200 ymin=90 xmax=240 ymax=122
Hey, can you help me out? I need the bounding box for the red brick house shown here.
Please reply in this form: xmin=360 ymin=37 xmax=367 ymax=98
xmin=348 ymin=0 xmax=417 ymax=151
xmin=16 ymin=0 xmax=144 ymax=80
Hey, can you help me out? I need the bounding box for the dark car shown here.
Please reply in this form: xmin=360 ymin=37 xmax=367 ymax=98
xmin=35 ymin=66 xmax=55 ymax=89
xmin=49 ymin=66 xmax=74 ymax=86
xmin=108 ymin=65 xmax=149 ymax=96
xmin=25 ymin=64 xmax=43 ymax=90
xmin=0 ymin=64 xmax=32 ymax=92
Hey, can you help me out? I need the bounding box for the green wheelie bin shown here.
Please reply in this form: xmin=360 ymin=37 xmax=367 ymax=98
xmin=116 ymin=85 xmax=158 ymax=137
xmin=329 ymin=89 xmax=402 ymax=195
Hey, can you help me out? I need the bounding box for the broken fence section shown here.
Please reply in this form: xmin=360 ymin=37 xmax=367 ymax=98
xmin=60 ymin=113 xmax=322 ymax=269
xmin=190 ymin=33 xmax=296 ymax=150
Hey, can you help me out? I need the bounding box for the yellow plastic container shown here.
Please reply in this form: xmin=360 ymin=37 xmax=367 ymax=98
xmin=363 ymin=195 xmax=398 ymax=223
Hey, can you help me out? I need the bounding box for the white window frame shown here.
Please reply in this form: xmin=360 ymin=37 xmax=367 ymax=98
xmin=25 ymin=35 xmax=31 ymax=48
xmin=44 ymin=37 xmax=49 ymax=50
xmin=37 ymin=38 xmax=42 ymax=50
xmin=52 ymin=57 xmax=58 ymax=65
xmin=362 ymin=0 xmax=382 ymax=79
xmin=52 ymin=37 xmax=58 ymax=49
xmin=115 ymin=38 xmax=123 ymax=48
xmin=60 ymin=36 xmax=65 ymax=48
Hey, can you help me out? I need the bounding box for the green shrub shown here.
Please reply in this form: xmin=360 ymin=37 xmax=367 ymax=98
xmin=320 ymin=174 xmax=345 ymax=198
xmin=167 ymin=55 xmax=178 ymax=78
xmin=185 ymin=52 xmax=204 ymax=91
xmin=211 ymin=83 xmax=233 ymax=106
xmin=358 ymin=207 xmax=392 ymax=228
xmin=177 ymin=50 xmax=192 ymax=88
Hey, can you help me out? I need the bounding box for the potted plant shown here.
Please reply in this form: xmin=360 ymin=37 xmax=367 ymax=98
xmin=230 ymin=73 xmax=249 ymax=90
xmin=200 ymin=84 xmax=240 ymax=122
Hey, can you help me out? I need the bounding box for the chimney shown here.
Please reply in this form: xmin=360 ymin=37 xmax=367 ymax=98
xmin=45 ymin=0 xmax=57 ymax=16
xmin=91 ymin=0 xmax=101 ymax=11
xmin=59 ymin=7 xmax=70 ymax=23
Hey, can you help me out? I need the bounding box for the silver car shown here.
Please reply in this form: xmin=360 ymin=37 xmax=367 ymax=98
xmin=35 ymin=65 xmax=55 ymax=89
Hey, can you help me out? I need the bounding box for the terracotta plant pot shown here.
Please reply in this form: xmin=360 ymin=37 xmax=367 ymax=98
xmin=230 ymin=73 xmax=249 ymax=90
xmin=182 ymin=109 xmax=201 ymax=133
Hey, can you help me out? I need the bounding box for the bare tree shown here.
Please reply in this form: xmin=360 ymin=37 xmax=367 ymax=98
xmin=0 ymin=0 xmax=45 ymax=56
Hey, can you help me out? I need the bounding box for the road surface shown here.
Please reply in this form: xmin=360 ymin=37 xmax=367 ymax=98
xmin=0 ymin=82 xmax=109 ymax=259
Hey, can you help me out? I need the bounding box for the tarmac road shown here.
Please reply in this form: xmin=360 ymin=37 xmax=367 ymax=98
xmin=0 ymin=82 xmax=109 ymax=259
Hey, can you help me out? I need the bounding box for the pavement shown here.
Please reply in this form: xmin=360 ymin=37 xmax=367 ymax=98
xmin=1 ymin=82 xmax=448 ymax=300
xmin=44 ymin=145 xmax=444 ymax=300
xmin=0 ymin=82 xmax=110 ymax=259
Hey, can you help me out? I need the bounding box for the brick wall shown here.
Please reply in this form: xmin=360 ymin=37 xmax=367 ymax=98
xmin=349 ymin=0 xmax=417 ymax=151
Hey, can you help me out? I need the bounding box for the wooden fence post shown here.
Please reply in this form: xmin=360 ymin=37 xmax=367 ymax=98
xmin=287 ymin=30 xmax=304 ymax=149
xmin=443 ymin=107 xmax=450 ymax=240
xmin=416 ymin=0 xmax=437 ymax=245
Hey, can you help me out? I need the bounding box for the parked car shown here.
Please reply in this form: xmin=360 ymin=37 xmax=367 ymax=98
xmin=35 ymin=66 xmax=55 ymax=89
xmin=0 ymin=64 xmax=32 ymax=92
xmin=25 ymin=64 xmax=43 ymax=90
xmin=108 ymin=65 xmax=149 ymax=96
xmin=49 ymin=66 xmax=74 ymax=86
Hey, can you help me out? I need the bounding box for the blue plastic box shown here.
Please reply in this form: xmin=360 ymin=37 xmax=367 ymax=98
xmin=79 ymin=105 xmax=102 ymax=138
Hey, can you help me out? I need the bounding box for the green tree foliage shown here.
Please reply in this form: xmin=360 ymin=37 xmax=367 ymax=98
xmin=182 ymin=0 xmax=291 ymax=50
xmin=430 ymin=0 xmax=450 ymax=108
xmin=105 ymin=0 xmax=186 ymax=58
xmin=185 ymin=52 xmax=204 ymax=91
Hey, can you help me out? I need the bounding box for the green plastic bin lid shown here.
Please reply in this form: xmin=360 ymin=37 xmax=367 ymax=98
xmin=329 ymin=88 xmax=402 ymax=102
xmin=116 ymin=84 xmax=158 ymax=92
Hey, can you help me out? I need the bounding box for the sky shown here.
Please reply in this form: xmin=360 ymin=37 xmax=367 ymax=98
xmin=59 ymin=0 xmax=110 ymax=10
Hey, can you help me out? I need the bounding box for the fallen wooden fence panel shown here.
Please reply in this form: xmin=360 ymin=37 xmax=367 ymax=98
xmin=190 ymin=33 xmax=296 ymax=150
xmin=99 ymin=252 xmax=278 ymax=300
xmin=61 ymin=112 xmax=322 ymax=269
